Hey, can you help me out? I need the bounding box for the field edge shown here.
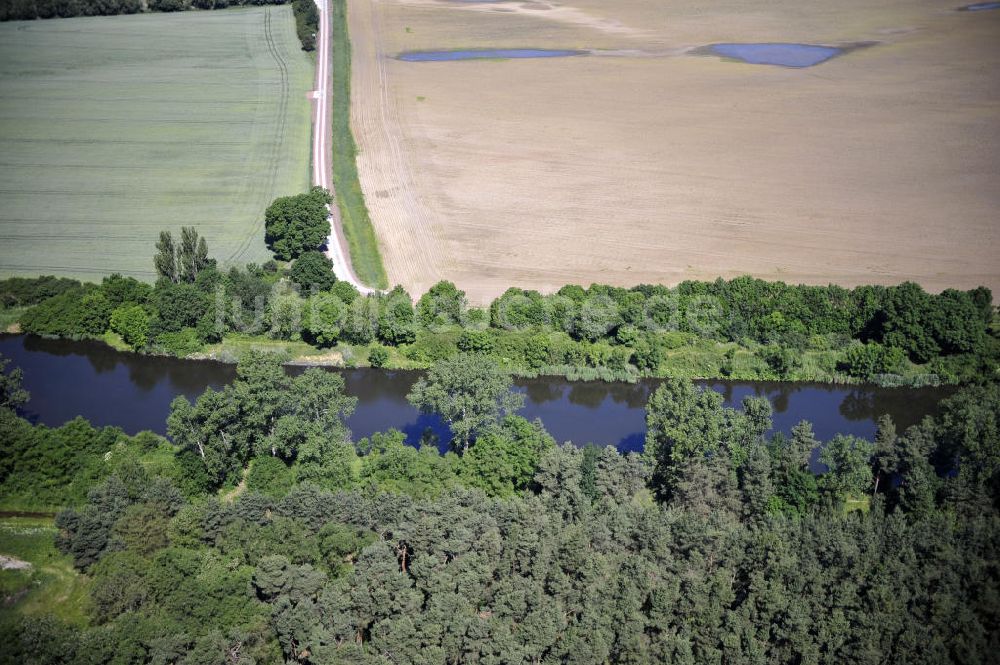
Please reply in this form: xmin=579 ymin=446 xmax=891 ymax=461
xmin=330 ymin=0 xmax=389 ymax=289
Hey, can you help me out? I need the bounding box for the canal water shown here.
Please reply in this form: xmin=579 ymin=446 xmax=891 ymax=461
xmin=0 ymin=335 xmax=952 ymax=463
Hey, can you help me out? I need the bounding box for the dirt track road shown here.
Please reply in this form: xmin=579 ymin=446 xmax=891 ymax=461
xmin=312 ymin=0 xmax=375 ymax=294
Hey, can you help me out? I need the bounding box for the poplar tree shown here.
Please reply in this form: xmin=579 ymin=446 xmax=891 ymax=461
xmin=154 ymin=231 xmax=178 ymax=283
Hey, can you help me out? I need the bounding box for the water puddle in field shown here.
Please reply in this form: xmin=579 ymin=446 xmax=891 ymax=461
xmin=958 ymin=1 xmax=1000 ymax=9
xmin=702 ymin=43 xmax=844 ymax=68
xmin=398 ymin=48 xmax=586 ymax=61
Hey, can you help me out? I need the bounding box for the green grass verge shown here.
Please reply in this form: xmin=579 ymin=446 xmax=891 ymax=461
xmin=0 ymin=8 xmax=312 ymax=282
xmin=0 ymin=306 xmax=26 ymax=332
xmin=99 ymin=331 xmax=131 ymax=352
xmin=329 ymin=0 xmax=389 ymax=289
xmin=201 ymin=333 xmax=331 ymax=362
xmin=0 ymin=518 xmax=90 ymax=627
xmin=0 ymin=499 xmax=62 ymax=514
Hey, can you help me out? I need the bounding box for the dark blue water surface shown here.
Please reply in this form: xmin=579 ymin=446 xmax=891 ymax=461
xmin=398 ymin=49 xmax=585 ymax=62
xmin=708 ymin=43 xmax=843 ymax=67
xmin=0 ymin=335 xmax=953 ymax=469
xmin=960 ymin=1 xmax=1000 ymax=9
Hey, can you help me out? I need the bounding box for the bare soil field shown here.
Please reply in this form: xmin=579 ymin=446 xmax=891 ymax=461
xmin=347 ymin=0 xmax=999 ymax=304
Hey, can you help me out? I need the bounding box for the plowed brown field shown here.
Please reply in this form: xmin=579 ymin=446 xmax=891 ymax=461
xmin=348 ymin=0 xmax=1000 ymax=304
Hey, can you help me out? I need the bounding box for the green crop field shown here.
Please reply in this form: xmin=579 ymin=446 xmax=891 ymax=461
xmin=0 ymin=7 xmax=313 ymax=281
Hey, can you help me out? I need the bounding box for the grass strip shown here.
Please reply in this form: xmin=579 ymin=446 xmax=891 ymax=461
xmin=329 ymin=0 xmax=389 ymax=289
xmin=0 ymin=517 xmax=90 ymax=627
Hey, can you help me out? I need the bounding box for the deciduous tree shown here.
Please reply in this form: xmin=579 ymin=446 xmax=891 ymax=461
xmin=264 ymin=188 xmax=332 ymax=261
xmin=289 ymin=250 xmax=337 ymax=292
xmin=0 ymin=355 xmax=28 ymax=411
xmin=407 ymin=353 xmax=524 ymax=452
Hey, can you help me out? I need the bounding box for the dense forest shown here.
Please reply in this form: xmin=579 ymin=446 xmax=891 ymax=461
xmin=0 ymin=348 xmax=998 ymax=664
xmin=3 ymin=219 xmax=996 ymax=386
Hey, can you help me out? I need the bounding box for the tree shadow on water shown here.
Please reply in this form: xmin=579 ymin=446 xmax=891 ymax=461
xmin=616 ymin=431 xmax=646 ymax=453
xmin=517 ymin=379 xmax=566 ymax=406
xmin=567 ymin=383 xmax=608 ymax=409
xmin=839 ymin=390 xmax=876 ymax=423
xmin=400 ymin=413 xmax=451 ymax=452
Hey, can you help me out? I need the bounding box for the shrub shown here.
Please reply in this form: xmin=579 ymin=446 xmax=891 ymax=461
xmin=246 ymin=456 xmax=295 ymax=498
xmin=839 ymin=342 xmax=905 ymax=381
xmin=100 ymin=274 xmax=152 ymax=309
xmin=20 ymin=287 xmax=111 ymax=338
xmin=632 ymin=338 xmax=664 ymax=372
xmin=404 ymin=332 xmax=459 ymax=363
xmin=760 ymin=345 xmax=800 ymax=378
xmin=0 ymin=276 xmax=82 ymax=308
xmin=148 ymin=0 xmax=189 ymax=10
xmin=110 ymin=305 xmax=150 ymax=351
xmin=658 ymin=331 xmax=690 ymax=350
xmin=153 ymin=328 xmax=203 ymax=357
xmin=457 ymin=329 xmax=495 ymax=354
xmin=291 ymin=0 xmax=318 ymax=50
xmin=149 ymin=0 xmax=189 ymax=10
xmin=368 ymin=345 xmax=389 ymax=368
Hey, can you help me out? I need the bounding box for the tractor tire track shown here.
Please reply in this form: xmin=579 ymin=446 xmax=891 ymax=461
xmin=227 ymin=7 xmax=290 ymax=265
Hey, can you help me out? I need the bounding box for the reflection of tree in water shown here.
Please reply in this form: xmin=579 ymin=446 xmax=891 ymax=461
xmin=124 ymin=358 xmax=172 ymax=393
xmin=616 ymin=432 xmax=645 ymax=453
xmin=23 ymin=335 xmax=120 ymax=374
xmin=400 ymin=414 xmax=450 ymax=452
xmin=844 ymin=385 xmax=955 ymax=432
xmin=174 ymin=360 xmax=237 ymax=394
xmin=765 ymin=385 xmax=792 ymax=414
xmin=86 ymin=351 xmax=118 ymax=375
xmin=609 ymin=382 xmax=651 ymax=410
xmin=22 ymin=335 xmax=74 ymax=357
xmin=702 ymin=380 xmax=799 ymax=415
xmin=700 ymin=381 xmax=735 ymax=405
xmin=839 ymin=390 xmax=876 ymax=422
xmin=419 ymin=427 xmax=441 ymax=450
xmin=518 ymin=378 xmax=566 ymax=406
xmin=567 ymin=383 xmax=608 ymax=409
xmin=343 ymin=368 xmax=420 ymax=404
xmin=122 ymin=354 xmax=233 ymax=394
